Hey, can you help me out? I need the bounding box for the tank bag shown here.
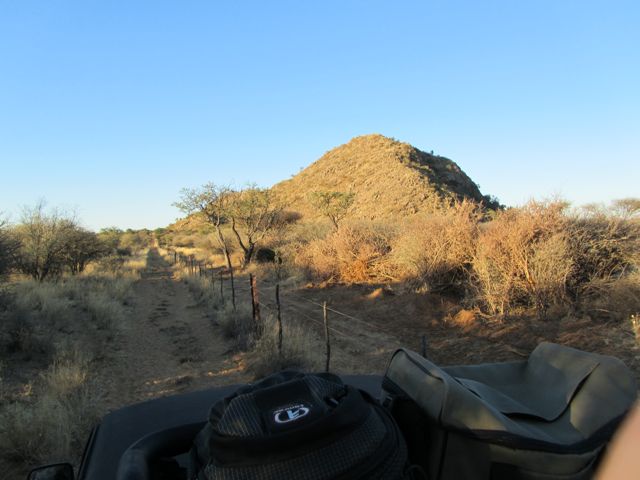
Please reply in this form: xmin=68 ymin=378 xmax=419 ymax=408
xmin=189 ymin=371 xmax=422 ymax=480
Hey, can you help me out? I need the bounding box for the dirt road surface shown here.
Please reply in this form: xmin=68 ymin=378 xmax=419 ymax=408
xmin=99 ymin=249 xmax=250 ymax=410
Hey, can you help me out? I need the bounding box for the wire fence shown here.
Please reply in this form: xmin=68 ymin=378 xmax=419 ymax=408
xmin=162 ymin=247 xmax=422 ymax=370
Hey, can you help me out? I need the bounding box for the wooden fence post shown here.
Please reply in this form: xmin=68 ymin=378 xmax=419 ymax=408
xmin=249 ymin=274 xmax=260 ymax=322
xmin=174 ymin=251 xmax=177 ymax=265
xmin=229 ymin=266 xmax=236 ymax=311
xmin=249 ymin=274 xmax=256 ymax=321
xmin=276 ymin=284 xmax=283 ymax=356
xmin=323 ymin=301 xmax=330 ymax=372
xmin=219 ymin=270 xmax=224 ymax=304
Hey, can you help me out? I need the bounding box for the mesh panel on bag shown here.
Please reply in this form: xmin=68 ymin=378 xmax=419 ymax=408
xmin=205 ymin=408 xmax=388 ymax=480
xmin=216 ymin=375 xmax=346 ymax=437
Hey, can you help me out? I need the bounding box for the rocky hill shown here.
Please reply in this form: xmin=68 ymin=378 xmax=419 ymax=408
xmin=272 ymin=134 xmax=496 ymax=221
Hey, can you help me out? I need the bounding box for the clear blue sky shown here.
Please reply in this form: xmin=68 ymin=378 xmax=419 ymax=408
xmin=1 ymin=1 xmax=638 ymax=230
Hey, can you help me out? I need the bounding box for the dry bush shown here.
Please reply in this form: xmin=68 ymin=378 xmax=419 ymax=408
xmin=298 ymin=222 xmax=396 ymax=283
xmin=577 ymin=273 xmax=640 ymax=321
xmin=246 ymin=314 xmax=320 ymax=379
xmin=192 ymin=234 xmax=220 ymax=252
xmin=244 ymin=256 xmax=306 ymax=289
xmin=568 ymin=210 xmax=640 ymax=290
xmin=471 ymin=200 xmax=573 ymax=316
xmin=287 ymin=220 xmax=333 ymax=245
xmin=392 ymin=200 xmax=480 ymax=291
xmin=118 ymin=230 xmax=152 ymax=255
xmin=0 ymin=218 xmax=19 ymax=280
xmin=267 ymin=220 xmax=332 ymax=283
xmin=93 ymin=254 xmax=126 ymax=276
xmin=171 ymin=233 xmax=196 ymax=248
xmin=562 ymin=204 xmax=640 ymax=320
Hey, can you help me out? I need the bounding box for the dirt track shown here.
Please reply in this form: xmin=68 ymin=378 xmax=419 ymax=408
xmin=99 ymin=249 xmax=249 ymax=410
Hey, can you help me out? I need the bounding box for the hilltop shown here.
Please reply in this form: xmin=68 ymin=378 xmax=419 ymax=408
xmin=272 ymin=134 xmax=496 ymax=221
xmin=166 ymin=134 xmax=498 ymax=233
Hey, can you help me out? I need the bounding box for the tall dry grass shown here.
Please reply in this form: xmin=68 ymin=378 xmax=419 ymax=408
xmin=246 ymin=314 xmax=321 ymax=379
xmin=0 ymin=351 xmax=98 ymax=474
xmin=0 ymin=252 xmax=141 ymax=477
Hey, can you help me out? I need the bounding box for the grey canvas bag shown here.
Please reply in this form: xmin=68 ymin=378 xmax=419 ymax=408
xmin=382 ymin=342 xmax=637 ymax=480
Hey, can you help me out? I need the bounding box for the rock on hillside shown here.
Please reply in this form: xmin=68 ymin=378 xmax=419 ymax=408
xmin=272 ymin=134 xmax=496 ymax=221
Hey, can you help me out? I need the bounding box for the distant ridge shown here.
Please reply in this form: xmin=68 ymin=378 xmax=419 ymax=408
xmin=272 ymin=134 xmax=496 ymax=221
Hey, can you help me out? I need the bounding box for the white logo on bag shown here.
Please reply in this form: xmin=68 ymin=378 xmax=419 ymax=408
xmin=273 ymin=405 xmax=310 ymax=424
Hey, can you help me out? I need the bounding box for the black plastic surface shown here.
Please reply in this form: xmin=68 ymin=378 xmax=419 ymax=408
xmin=78 ymin=375 xmax=382 ymax=480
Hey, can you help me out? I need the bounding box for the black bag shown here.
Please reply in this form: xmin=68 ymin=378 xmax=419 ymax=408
xmin=189 ymin=371 xmax=413 ymax=480
xmin=383 ymin=343 xmax=638 ymax=480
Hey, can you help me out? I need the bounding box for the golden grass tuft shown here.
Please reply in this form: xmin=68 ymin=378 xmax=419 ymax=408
xmin=0 ymin=351 xmax=97 ymax=468
xmin=246 ymin=314 xmax=320 ymax=379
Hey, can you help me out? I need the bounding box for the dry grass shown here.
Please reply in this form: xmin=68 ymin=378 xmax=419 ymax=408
xmin=84 ymin=291 xmax=126 ymax=332
xmin=246 ymin=314 xmax=320 ymax=379
xmin=0 ymin=351 xmax=97 ymax=473
xmin=217 ymin=303 xmax=255 ymax=350
xmin=180 ymin=272 xmax=224 ymax=312
xmin=0 ymin=254 xmax=138 ymax=477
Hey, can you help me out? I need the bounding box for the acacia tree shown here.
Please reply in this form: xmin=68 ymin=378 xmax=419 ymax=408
xmin=612 ymin=198 xmax=640 ymax=219
xmin=64 ymin=227 xmax=107 ymax=274
xmin=228 ymin=186 xmax=284 ymax=267
xmin=308 ymin=190 xmax=355 ymax=230
xmin=13 ymin=202 xmax=78 ymax=281
xmin=174 ymin=183 xmax=234 ymax=270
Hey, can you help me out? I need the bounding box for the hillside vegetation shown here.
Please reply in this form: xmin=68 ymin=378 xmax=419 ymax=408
xmin=163 ymin=134 xmax=639 ymax=324
xmin=272 ymin=134 xmax=500 ymax=221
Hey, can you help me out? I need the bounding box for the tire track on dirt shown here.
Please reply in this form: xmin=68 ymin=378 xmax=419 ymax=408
xmin=99 ymin=248 xmax=249 ymax=410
